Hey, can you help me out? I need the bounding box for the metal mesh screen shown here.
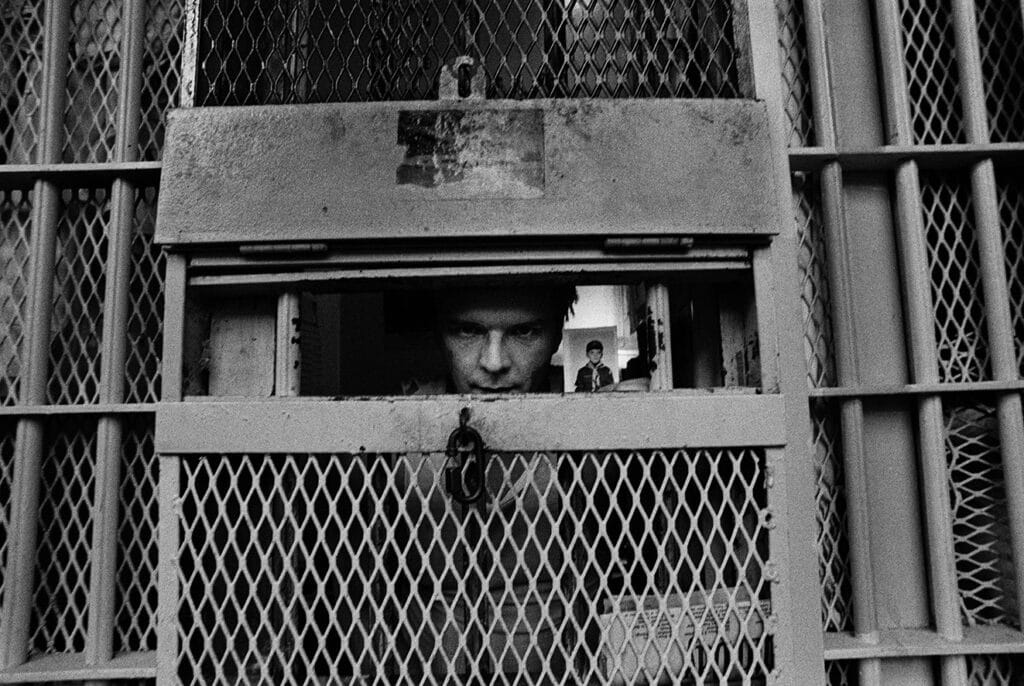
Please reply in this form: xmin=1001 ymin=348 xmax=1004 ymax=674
xmin=793 ymin=173 xmax=836 ymax=389
xmin=0 ymin=186 xmax=32 ymax=406
xmin=47 ymin=186 xmax=110 ymax=405
xmin=176 ymin=448 xmax=773 ymax=684
xmin=195 ymin=0 xmax=746 ymax=107
xmin=63 ymin=0 xmax=123 ymax=164
xmin=115 ymin=415 xmax=158 ymax=652
xmin=0 ymin=420 xmax=16 ymax=640
xmin=921 ymin=172 xmax=991 ymax=383
xmin=966 ymin=654 xmax=1024 ymax=686
xmin=996 ymin=168 xmax=1024 ymax=377
xmin=139 ymin=0 xmax=184 ymax=161
xmin=0 ymin=0 xmax=45 ymax=164
xmin=975 ymin=0 xmax=1024 ymax=143
xmin=811 ymin=399 xmax=853 ymax=633
xmin=944 ymin=401 xmax=1018 ymax=628
xmin=775 ymin=0 xmax=814 ymax=148
xmin=29 ymin=417 xmax=97 ymax=656
xmin=825 ymin=660 xmax=859 ymax=686
xmin=899 ymin=0 xmax=965 ymax=144
xmin=125 ymin=186 xmax=164 ymax=404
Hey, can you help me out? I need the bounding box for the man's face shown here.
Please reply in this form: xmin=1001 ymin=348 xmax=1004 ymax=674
xmin=437 ymin=288 xmax=564 ymax=393
xmin=587 ymin=348 xmax=603 ymax=364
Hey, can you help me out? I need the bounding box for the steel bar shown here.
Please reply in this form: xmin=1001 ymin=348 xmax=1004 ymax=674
xmin=86 ymin=0 xmax=147 ymax=669
xmin=179 ymin=0 xmax=201 ymax=108
xmin=873 ymin=1 xmax=967 ymax=682
xmin=154 ymin=455 xmax=179 ymax=686
xmin=275 ymin=292 xmax=301 ymax=397
xmin=0 ymin=0 xmax=72 ymax=668
xmin=949 ymin=0 xmax=1024 ymax=631
xmin=645 ymin=283 xmax=673 ymax=391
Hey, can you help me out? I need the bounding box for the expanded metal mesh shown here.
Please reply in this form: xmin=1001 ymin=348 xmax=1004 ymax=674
xmin=975 ymin=0 xmax=1024 ymax=143
xmin=195 ymin=0 xmax=745 ymax=107
xmin=811 ymin=399 xmax=853 ymax=633
xmin=920 ymin=172 xmax=991 ymax=383
xmin=63 ymin=0 xmax=123 ymax=163
xmin=775 ymin=0 xmax=814 ymax=148
xmin=996 ymin=169 xmax=1024 ymax=377
xmin=826 ymin=660 xmax=859 ymax=686
xmin=29 ymin=417 xmax=96 ymax=656
xmin=0 ymin=420 xmax=16 ymax=640
xmin=0 ymin=0 xmax=45 ymax=164
xmin=0 ymin=186 xmax=32 ymax=406
xmin=125 ymin=186 xmax=164 ymax=404
xmin=115 ymin=415 xmax=158 ymax=652
xmin=944 ymin=401 xmax=1018 ymax=628
xmin=47 ymin=186 xmax=110 ymax=405
xmin=899 ymin=0 xmax=965 ymax=144
xmin=176 ymin=448 xmax=773 ymax=684
xmin=793 ymin=173 xmax=836 ymax=389
xmin=139 ymin=0 xmax=184 ymax=161
xmin=966 ymin=653 xmax=1024 ymax=686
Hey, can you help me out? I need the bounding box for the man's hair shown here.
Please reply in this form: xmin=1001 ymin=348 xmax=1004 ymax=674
xmin=586 ymin=340 xmax=603 ymax=352
xmin=558 ymin=285 xmax=580 ymax=321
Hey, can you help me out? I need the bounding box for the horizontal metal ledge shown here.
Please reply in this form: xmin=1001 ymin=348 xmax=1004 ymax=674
xmin=808 ymin=379 xmax=1024 ymax=399
xmin=0 ymin=651 xmax=155 ymax=683
xmin=789 ymin=143 xmax=1024 ymax=172
xmin=0 ymin=403 xmax=157 ymax=416
xmin=0 ymin=161 xmax=162 ymax=185
xmin=156 ymin=393 xmax=786 ymax=453
xmin=824 ymin=626 xmax=1024 ymax=661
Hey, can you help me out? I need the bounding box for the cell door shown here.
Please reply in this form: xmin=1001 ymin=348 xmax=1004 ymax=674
xmin=153 ymin=99 xmax=821 ymax=684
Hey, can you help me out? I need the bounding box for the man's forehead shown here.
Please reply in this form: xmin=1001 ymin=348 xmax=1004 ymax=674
xmin=437 ymin=288 xmax=562 ymax=321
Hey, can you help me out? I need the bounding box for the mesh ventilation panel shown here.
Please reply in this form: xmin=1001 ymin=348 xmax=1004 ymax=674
xmin=921 ymin=172 xmax=991 ymax=383
xmin=966 ymin=654 xmax=1024 ymax=686
xmin=176 ymin=449 xmax=774 ymax=684
xmin=975 ymin=0 xmax=1024 ymax=143
xmin=29 ymin=417 xmax=97 ymax=656
xmin=899 ymin=0 xmax=965 ymax=144
xmin=944 ymin=401 xmax=1018 ymax=628
xmin=793 ymin=173 xmax=836 ymax=389
xmin=124 ymin=186 xmax=164 ymax=404
xmin=195 ymin=0 xmax=745 ymax=106
xmin=0 ymin=0 xmax=45 ymax=164
xmin=826 ymin=660 xmax=859 ymax=686
xmin=115 ymin=415 xmax=158 ymax=652
xmin=996 ymin=169 xmax=1024 ymax=377
xmin=0 ymin=420 xmax=16 ymax=640
xmin=139 ymin=0 xmax=184 ymax=160
xmin=47 ymin=186 xmax=110 ymax=405
xmin=63 ymin=0 xmax=123 ymax=163
xmin=0 ymin=186 xmax=32 ymax=406
xmin=775 ymin=0 xmax=814 ymax=147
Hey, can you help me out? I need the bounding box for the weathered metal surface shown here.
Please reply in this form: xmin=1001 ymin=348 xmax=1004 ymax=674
xmin=156 ymin=99 xmax=777 ymax=245
xmin=155 ymin=394 xmax=786 ymax=454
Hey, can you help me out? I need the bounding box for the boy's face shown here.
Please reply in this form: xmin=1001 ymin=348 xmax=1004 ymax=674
xmin=437 ymin=288 xmax=564 ymax=394
xmin=587 ymin=348 xmax=603 ymax=364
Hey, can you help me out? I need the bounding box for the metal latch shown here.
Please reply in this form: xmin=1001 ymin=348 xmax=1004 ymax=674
xmin=445 ymin=407 xmax=487 ymax=504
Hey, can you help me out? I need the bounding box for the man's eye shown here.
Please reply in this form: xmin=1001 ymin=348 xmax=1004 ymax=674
xmin=449 ymin=323 xmax=485 ymax=337
xmin=509 ymin=325 xmax=542 ymax=339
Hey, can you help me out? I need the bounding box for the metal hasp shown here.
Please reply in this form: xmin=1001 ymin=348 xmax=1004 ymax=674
xmin=444 ymin=407 xmax=488 ymax=504
xmin=155 ymin=99 xmax=778 ymax=246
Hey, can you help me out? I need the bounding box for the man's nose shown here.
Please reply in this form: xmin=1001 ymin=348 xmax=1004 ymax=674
xmin=479 ymin=332 xmax=511 ymax=373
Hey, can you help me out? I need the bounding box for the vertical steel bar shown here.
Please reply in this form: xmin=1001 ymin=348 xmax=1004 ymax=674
xmin=275 ymin=292 xmax=301 ymax=397
xmin=155 ymin=453 xmax=180 ymax=686
xmin=949 ymin=0 xmax=1024 ymax=630
xmin=873 ymin=1 xmax=967 ymax=683
xmin=159 ymin=254 xmax=186 ymax=402
xmin=179 ymin=0 xmax=202 ymax=108
xmin=0 ymin=0 xmax=71 ymax=668
xmin=645 ymin=283 xmax=673 ymax=391
xmin=86 ymin=0 xmax=147 ymax=669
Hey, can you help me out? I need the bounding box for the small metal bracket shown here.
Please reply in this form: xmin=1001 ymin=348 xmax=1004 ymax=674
xmin=445 ymin=407 xmax=488 ymax=504
xmin=439 ymin=55 xmax=486 ymax=100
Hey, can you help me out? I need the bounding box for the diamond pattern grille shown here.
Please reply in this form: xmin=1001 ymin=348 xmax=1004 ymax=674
xmin=29 ymin=417 xmax=96 ymax=656
xmin=921 ymin=173 xmax=991 ymax=383
xmin=139 ymin=0 xmax=184 ymax=160
xmin=0 ymin=0 xmax=45 ymax=164
xmin=0 ymin=186 xmax=32 ymax=406
xmin=944 ymin=402 xmax=1018 ymax=628
xmin=177 ymin=449 xmax=773 ymax=684
xmin=115 ymin=415 xmax=158 ymax=652
xmin=826 ymin=660 xmax=859 ymax=686
xmin=125 ymin=186 xmax=164 ymax=404
xmin=976 ymin=0 xmax=1024 ymax=143
xmin=48 ymin=186 xmax=110 ymax=405
xmin=966 ymin=654 xmax=1024 ymax=685
xmin=0 ymin=420 xmax=16 ymax=639
xmin=996 ymin=169 xmax=1024 ymax=377
xmin=195 ymin=0 xmax=744 ymax=107
xmin=775 ymin=0 xmax=814 ymax=147
xmin=793 ymin=173 xmax=836 ymax=389
xmin=899 ymin=0 xmax=965 ymax=144
xmin=63 ymin=0 xmax=123 ymax=163
xmin=811 ymin=399 xmax=853 ymax=633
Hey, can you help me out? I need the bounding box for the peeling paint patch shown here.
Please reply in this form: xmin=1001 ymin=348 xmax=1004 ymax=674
xmin=396 ymin=109 xmax=544 ymax=199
